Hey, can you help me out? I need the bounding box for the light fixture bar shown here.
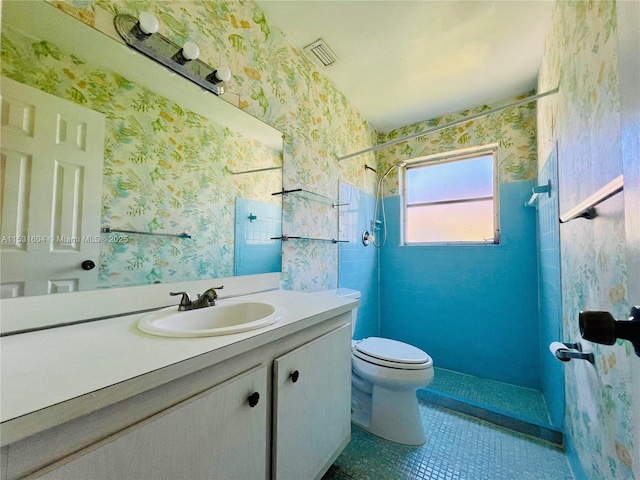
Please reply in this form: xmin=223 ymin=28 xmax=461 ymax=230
xmin=114 ymin=14 xmax=230 ymax=96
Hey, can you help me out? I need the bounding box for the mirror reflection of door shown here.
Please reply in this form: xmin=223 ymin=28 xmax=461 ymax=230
xmin=1 ymin=77 xmax=105 ymax=298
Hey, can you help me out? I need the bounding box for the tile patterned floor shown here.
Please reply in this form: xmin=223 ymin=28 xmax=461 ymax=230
xmin=426 ymin=368 xmax=551 ymax=425
xmin=323 ymin=401 xmax=574 ymax=480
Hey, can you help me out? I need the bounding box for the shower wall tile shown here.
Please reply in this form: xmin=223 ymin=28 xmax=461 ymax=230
xmin=535 ymin=146 xmax=564 ymax=429
xmin=338 ymin=182 xmax=379 ymax=339
xmin=380 ymin=182 xmax=540 ymax=389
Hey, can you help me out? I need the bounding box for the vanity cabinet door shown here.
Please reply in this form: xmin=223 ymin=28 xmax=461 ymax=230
xmin=273 ymin=324 xmax=351 ymax=480
xmin=39 ymin=366 xmax=268 ymax=480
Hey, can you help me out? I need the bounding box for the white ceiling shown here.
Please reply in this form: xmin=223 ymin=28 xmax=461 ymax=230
xmin=256 ymin=1 xmax=554 ymax=132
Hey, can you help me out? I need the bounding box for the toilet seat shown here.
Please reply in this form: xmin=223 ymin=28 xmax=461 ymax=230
xmin=353 ymin=337 xmax=432 ymax=370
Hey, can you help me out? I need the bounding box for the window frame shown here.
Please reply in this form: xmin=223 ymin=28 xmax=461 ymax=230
xmin=400 ymin=145 xmax=500 ymax=246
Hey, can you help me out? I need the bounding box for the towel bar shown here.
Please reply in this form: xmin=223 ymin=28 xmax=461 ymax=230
xmin=559 ymin=175 xmax=623 ymax=223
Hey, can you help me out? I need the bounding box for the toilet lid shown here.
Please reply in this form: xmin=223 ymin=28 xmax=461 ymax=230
xmin=354 ymin=337 xmax=430 ymax=364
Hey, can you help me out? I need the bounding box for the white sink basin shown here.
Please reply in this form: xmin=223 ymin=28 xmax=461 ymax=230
xmin=138 ymin=301 xmax=283 ymax=337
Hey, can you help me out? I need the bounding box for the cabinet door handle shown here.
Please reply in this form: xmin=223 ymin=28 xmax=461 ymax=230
xmin=290 ymin=370 xmax=300 ymax=383
xmin=247 ymin=391 xmax=260 ymax=407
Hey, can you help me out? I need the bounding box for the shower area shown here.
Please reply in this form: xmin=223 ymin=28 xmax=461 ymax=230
xmin=338 ymin=143 xmax=564 ymax=446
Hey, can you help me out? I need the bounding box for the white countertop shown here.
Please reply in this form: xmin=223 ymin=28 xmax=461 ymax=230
xmin=0 ymin=289 xmax=356 ymax=442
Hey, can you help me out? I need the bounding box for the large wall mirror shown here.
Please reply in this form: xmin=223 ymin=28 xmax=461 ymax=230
xmin=0 ymin=1 xmax=283 ymax=299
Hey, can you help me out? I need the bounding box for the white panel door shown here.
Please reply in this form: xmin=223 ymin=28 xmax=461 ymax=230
xmin=273 ymin=324 xmax=352 ymax=480
xmin=0 ymin=77 xmax=105 ymax=297
xmin=38 ymin=366 xmax=268 ymax=480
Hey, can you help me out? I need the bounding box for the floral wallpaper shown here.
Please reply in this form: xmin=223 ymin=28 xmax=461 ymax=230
xmin=538 ymin=1 xmax=637 ymax=478
xmin=1 ymin=15 xmax=281 ymax=288
xmin=2 ymin=0 xmax=379 ymax=292
xmin=375 ymin=93 xmax=538 ymax=196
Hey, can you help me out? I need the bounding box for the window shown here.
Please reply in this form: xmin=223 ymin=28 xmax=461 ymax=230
xmin=402 ymin=146 xmax=499 ymax=245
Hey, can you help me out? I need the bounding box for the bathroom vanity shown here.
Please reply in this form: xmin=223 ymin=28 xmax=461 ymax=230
xmin=0 ymin=287 xmax=356 ymax=479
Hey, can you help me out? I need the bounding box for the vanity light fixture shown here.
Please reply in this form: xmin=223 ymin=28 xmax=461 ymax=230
xmin=114 ymin=13 xmax=231 ymax=95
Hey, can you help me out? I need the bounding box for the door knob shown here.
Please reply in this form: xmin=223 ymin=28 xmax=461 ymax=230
xmin=290 ymin=370 xmax=300 ymax=383
xmin=81 ymin=260 xmax=96 ymax=270
xmin=579 ymin=306 xmax=640 ymax=357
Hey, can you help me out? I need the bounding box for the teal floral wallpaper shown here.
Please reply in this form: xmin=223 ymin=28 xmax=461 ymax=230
xmin=375 ymin=93 xmax=538 ymax=196
xmin=538 ymin=1 xmax=637 ymax=479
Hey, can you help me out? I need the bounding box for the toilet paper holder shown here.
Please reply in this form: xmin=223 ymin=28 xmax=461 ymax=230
xmin=551 ymin=342 xmax=595 ymax=364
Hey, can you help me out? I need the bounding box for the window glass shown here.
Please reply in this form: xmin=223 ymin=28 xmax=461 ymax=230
xmin=406 ymin=155 xmax=494 ymax=204
xmin=406 ymin=199 xmax=494 ymax=243
xmin=403 ymin=149 xmax=498 ymax=244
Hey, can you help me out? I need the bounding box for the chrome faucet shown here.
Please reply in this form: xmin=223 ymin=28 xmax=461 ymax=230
xmin=170 ymin=286 xmax=224 ymax=311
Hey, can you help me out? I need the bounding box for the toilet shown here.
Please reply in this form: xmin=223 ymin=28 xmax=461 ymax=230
xmin=314 ymin=288 xmax=434 ymax=446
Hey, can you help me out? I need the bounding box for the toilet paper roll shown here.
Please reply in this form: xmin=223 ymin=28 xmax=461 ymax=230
xmin=549 ymin=341 xmax=570 ymax=362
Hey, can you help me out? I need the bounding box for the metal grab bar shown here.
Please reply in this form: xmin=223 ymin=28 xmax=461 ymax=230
xmin=228 ymin=166 xmax=282 ymax=175
xmin=101 ymin=227 xmax=191 ymax=239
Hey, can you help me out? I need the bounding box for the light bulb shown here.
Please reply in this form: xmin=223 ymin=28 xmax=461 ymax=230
xmin=215 ymin=66 xmax=232 ymax=82
xmin=131 ymin=12 xmax=159 ymax=40
xmin=207 ymin=66 xmax=232 ymax=85
xmin=172 ymin=41 xmax=200 ymax=65
xmin=138 ymin=12 xmax=159 ymax=35
xmin=181 ymin=41 xmax=200 ymax=61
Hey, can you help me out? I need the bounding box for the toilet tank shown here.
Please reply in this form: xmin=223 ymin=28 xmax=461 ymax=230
xmin=312 ymin=288 xmax=361 ymax=335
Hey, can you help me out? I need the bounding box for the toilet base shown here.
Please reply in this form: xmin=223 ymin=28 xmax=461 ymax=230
xmin=351 ymin=384 xmax=426 ymax=446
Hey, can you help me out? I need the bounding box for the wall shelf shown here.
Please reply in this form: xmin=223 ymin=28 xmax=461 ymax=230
xmin=271 ymin=235 xmax=347 ymax=243
xmin=272 ymin=188 xmax=348 ymax=208
xmin=272 ymin=188 xmax=348 ymax=243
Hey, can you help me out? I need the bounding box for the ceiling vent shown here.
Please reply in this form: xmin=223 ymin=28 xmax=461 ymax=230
xmin=303 ymin=38 xmax=339 ymax=68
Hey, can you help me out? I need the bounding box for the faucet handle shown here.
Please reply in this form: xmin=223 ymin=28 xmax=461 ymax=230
xmin=200 ymin=286 xmax=224 ymax=296
xmin=197 ymin=286 xmax=224 ymax=306
xmin=170 ymin=291 xmax=192 ymax=310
